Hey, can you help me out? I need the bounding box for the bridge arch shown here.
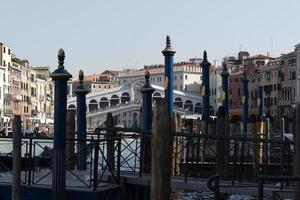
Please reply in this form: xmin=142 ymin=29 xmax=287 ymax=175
xmin=153 ymin=92 xmax=162 ymax=102
xmin=174 ymin=97 xmax=183 ymax=108
xmin=110 ymin=94 xmax=120 ymax=107
xmin=88 ymin=99 xmax=98 ymax=112
xmin=194 ymin=102 xmax=202 ymax=113
xmin=121 ymin=92 xmax=130 ymax=104
xmin=68 ymin=104 xmax=76 ymax=110
xmin=99 ymin=97 xmax=109 ymax=109
xmin=184 ymin=100 xmax=193 ymax=111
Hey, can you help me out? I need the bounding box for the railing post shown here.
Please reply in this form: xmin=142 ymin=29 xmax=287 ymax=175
xmin=140 ymin=71 xmax=155 ymax=173
xmin=27 ymin=136 xmax=33 ymax=185
xmin=12 ymin=115 xmax=21 ymax=200
xmin=93 ymin=138 xmax=99 ymax=191
xmin=184 ymin=135 xmax=190 ymax=182
xmin=250 ymin=114 xmax=259 ymax=179
xmin=74 ymin=70 xmax=89 ymax=170
xmin=232 ymin=139 xmax=238 ymax=185
xmin=264 ymin=118 xmax=270 ymax=172
xmin=106 ymin=113 xmax=115 ymax=171
xmin=117 ymin=137 xmax=121 ymax=184
xmin=280 ymin=117 xmax=285 ymax=177
xmin=66 ymin=110 xmax=75 ymax=170
xmin=216 ymin=106 xmax=226 ymax=178
xmin=50 ymin=49 xmax=72 ymax=200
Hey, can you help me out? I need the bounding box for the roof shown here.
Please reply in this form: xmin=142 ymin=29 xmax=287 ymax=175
xmin=101 ymin=70 xmax=121 ymax=76
xmin=245 ymin=54 xmax=275 ymax=60
xmin=32 ymin=66 xmax=51 ymax=70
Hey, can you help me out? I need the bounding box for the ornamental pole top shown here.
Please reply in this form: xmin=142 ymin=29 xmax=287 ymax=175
xmin=79 ymin=70 xmax=84 ymax=84
xmin=58 ymin=48 xmax=65 ymax=69
xmin=145 ymin=70 xmax=150 ymax=84
xmin=162 ymin=35 xmax=176 ymax=55
xmin=200 ymin=50 xmax=211 ymax=67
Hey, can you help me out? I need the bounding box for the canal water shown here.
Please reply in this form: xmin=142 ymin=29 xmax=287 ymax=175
xmin=171 ymin=190 xmax=257 ymax=200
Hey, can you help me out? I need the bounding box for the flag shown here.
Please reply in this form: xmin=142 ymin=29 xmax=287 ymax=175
xmin=164 ymin=76 xmax=169 ymax=89
xmin=200 ymin=85 xmax=205 ymax=96
xmin=219 ymin=90 xmax=225 ymax=101
xmin=257 ymin=97 xmax=261 ymax=107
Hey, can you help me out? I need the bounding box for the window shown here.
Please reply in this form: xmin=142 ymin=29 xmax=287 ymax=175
xmin=185 ymin=75 xmax=188 ymax=80
xmin=174 ymin=75 xmax=177 ymax=81
xmin=3 ymin=47 xmax=5 ymax=53
xmin=3 ymin=61 xmax=6 ymax=67
xmin=8 ymin=49 xmax=10 ymax=55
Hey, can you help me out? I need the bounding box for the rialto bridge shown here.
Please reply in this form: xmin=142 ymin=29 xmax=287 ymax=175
xmin=67 ymin=78 xmax=215 ymax=129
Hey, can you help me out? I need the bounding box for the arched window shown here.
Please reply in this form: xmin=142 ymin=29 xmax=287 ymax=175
xmin=110 ymin=94 xmax=120 ymax=107
xmin=99 ymin=97 xmax=109 ymax=109
xmin=121 ymin=92 xmax=130 ymax=104
xmin=184 ymin=100 xmax=193 ymax=111
xmin=88 ymin=99 xmax=98 ymax=112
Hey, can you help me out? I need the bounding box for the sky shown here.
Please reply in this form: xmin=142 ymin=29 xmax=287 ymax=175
xmin=1 ymin=0 xmax=300 ymax=75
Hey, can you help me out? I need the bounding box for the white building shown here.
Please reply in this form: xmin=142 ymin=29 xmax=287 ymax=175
xmin=118 ymin=58 xmax=219 ymax=112
xmin=0 ymin=43 xmax=12 ymax=128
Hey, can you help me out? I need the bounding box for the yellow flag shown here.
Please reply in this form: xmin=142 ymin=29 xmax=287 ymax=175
xmin=200 ymin=85 xmax=205 ymax=96
xmin=257 ymin=98 xmax=261 ymax=106
xmin=164 ymin=76 xmax=169 ymax=89
xmin=220 ymin=90 xmax=225 ymax=101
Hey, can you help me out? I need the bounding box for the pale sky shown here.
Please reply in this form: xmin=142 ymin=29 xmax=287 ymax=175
xmin=1 ymin=0 xmax=300 ymax=75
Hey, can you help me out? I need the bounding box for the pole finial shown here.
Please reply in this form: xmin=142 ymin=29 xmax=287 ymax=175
xmin=145 ymin=70 xmax=150 ymax=83
xmin=58 ymin=48 xmax=65 ymax=69
xmin=79 ymin=70 xmax=84 ymax=84
xmin=162 ymin=35 xmax=175 ymax=55
xmin=166 ymin=35 xmax=171 ymax=48
xmin=203 ymin=50 xmax=207 ymax=61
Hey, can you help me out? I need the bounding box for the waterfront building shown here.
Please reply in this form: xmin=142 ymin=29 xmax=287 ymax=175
xmin=0 ymin=43 xmax=12 ymax=127
xmin=228 ymin=53 xmax=275 ymax=116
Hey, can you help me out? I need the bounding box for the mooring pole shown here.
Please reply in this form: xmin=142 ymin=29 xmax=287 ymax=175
xmin=220 ymin=64 xmax=229 ymax=114
xmin=216 ymin=106 xmax=226 ymax=178
xmin=242 ymin=71 xmax=249 ymax=134
xmin=50 ymin=49 xmax=72 ymax=200
xmin=74 ymin=70 xmax=89 ymax=170
xmin=258 ymin=86 xmax=264 ymax=134
xmin=106 ymin=112 xmax=115 ymax=171
xmin=151 ymin=98 xmax=172 ymax=200
xmin=12 ymin=115 xmax=21 ymax=200
xmin=162 ymin=35 xmax=176 ymax=117
xmin=200 ymin=51 xmax=211 ymax=134
xmin=140 ymin=71 xmax=155 ymax=173
xmin=66 ymin=110 xmax=75 ymax=170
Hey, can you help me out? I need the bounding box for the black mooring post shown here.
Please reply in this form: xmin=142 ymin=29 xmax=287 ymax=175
xmin=50 ymin=49 xmax=72 ymax=200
